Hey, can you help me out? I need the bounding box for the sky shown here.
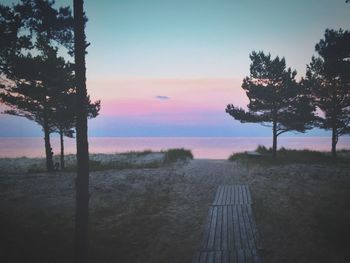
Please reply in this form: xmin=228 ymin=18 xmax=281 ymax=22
xmin=0 ymin=0 xmax=349 ymax=137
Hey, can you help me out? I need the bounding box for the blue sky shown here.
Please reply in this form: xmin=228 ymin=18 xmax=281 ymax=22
xmin=0 ymin=0 xmax=349 ymax=137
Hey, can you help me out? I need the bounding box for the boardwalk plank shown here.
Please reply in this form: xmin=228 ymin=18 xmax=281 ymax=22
xmin=207 ymin=251 xmax=215 ymax=263
xmin=194 ymin=185 xmax=262 ymax=263
xmin=207 ymin=206 xmax=218 ymax=250
xmin=234 ymin=186 xmax=239 ymax=205
xmin=222 ymin=205 xmax=228 ymax=251
xmin=241 ymin=205 xmax=255 ymax=250
xmin=242 ymin=185 xmax=247 ymax=205
xmin=237 ymin=204 xmax=249 ymax=249
xmin=201 ymin=206 xmax=214 ymax=249
xmin=214 ymin=206 xmax=223 ymax=250
xmin=214 ymin=251 xmax=222 ymax=263
xmin=227 ymin=205 xmax=234 ymax=250
xmin=246 ymin=185 xmax=252 ymax=204
xmin=237 ymin=249 xmax=245 ymax=263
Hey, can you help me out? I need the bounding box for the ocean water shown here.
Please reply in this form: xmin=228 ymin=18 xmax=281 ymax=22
xmin=0 ymin=137 xmax=349 ymax=159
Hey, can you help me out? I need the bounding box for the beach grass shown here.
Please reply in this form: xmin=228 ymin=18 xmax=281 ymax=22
xmin=162 ymin=148 xmax=193 ymax=164
xmin=228 ymin=145 xmax=350 ymax=165
xmin=1 ymin=148 xmax=194 ymax=174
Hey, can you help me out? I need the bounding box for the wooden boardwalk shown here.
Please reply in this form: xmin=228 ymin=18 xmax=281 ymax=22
xmin=193 ymin=185 xmax=262 ymax=263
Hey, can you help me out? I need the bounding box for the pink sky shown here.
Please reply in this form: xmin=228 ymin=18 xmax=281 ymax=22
xmin=87 ymin=78 xmax=248 ymax=124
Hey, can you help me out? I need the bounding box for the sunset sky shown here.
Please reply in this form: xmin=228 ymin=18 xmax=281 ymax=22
xmin=0 ymin=0 xmax=349 ymax=137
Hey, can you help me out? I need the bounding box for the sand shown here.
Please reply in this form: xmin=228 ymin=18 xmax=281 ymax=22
xmin=0 ymin=158 xmax=350 ymax=263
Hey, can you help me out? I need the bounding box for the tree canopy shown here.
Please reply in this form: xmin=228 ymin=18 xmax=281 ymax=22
xmin=226 ymin=51 xmax=315 ymax=158
xmin=305 ymin=29 xmax=350 ymax=158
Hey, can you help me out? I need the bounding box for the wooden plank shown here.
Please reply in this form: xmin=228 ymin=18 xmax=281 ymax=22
xmin=229 ymin=251 xmax=237 ymax=263
xmin=241 ymin=204 xmax=256 ymax=250
xmin=237 ymin=204 xmax=248 ymax=249
xmin=246 ymin=185 xmax=252 ymax=204
xmin=229 ymin=186 xmax=234 ymax=205
xmin=199 ymin=252 xmax=207 ymax=263
xmin=237 ymin=249 xmax=245 ymax=263
xmin=221 ymin=251 xmax=229 ymax=263
xmin=251 ymin=249 xmax=262 ymax=263
xmin=214 ymin=186 xmax=221 ymax=204
xmin=239 ymin=186 xmax=244 ymax=205
xmin=207 ymin=206 xmax=218 ymax=250
xmin=245 ymin=247 xmax=253 ymax=263
xmin=241 ymin=185 xmax=247 ymax=204
xmin=227 ymin=205 xmax=234 ymax=250
xmin=201 ymin=206 xmax=214 ymax=249
xmin=221 ymin=205 xmax=228 ymax=251
xmin=234 ymin=186 xmax=239 ymax=205
xmin=214 ymin=205 xmax=223 ymax=250
xmin=223 ymin=186 xmax=227 ymax=205
xmin=214 ymin=251 xmax=222 ymax=263
xmin=227 ymin=186 xmax=231 ymax=205
xmin=207 ymin=251 xmax=215 ymax=263
xmin=194 ymin=185 xmax=262 ymax=263
xmin=232 ymin=205 xmax=241 ymax=249
xmin=217 ymin=185 xmax=224 ymax=205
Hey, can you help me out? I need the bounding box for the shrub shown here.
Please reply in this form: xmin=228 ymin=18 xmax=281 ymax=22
xmin=163 ymin=148 xmax=193 ymax=163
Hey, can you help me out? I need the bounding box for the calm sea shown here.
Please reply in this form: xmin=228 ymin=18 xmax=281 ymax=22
xmin=0 ymin=137 xmax=349 ymax=159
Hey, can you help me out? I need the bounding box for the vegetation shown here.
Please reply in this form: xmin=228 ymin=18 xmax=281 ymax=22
xmin=163 ymin=148 xmax=193 ymax=164
xmin=0 ymin=1 xmax=100 ymax=172
xmin=0 ymin=0 xmax=74 ymax=172
xmin=228 ymin=145 xmax=350 ymax=166
xmin=305 ymin=29 xmax=350 ymax=158
xmin=226 ymin=51 xmax=315 ymax=159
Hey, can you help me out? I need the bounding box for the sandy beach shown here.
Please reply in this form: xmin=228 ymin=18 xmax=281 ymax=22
xmin=0 ymin=155 xmax=350 ymax=263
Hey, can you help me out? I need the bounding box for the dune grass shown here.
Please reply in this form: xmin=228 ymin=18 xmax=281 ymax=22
xmin=228 ymin=145 xmax=350 ymax=166
xmin=162 ymin=148 xmax=193 ymax=164
xmin=10 ymin=148 xmax=194 ymax=174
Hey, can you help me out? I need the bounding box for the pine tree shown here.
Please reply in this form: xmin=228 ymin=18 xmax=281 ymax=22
xmin=226 ymin=51 xmax=315 ymax=158
xmin=0 ymin=0 xmax=74 ymax=172
xmin=305 ymin=29 xmax=350 ymax=158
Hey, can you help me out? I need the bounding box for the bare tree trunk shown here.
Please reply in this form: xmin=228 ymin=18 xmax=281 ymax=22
xmin=272 ymin=120 xmax=277 ymax=159
xmin=59 ymin=129 xmax=65 ymax=170
xmin=74 ymin=0 xmax=90 ymax=262
xmin=43 ymin=103 xmax=54 ymax=172
xmin=331 ymin=127 xmax=338 ymax=159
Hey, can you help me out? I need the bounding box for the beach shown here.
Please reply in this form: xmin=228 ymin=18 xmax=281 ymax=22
xmin=1 ymin=155 xmax=349 ymax=263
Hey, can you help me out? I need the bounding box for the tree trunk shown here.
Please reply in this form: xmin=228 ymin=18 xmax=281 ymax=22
xmin=331 ymin=127 xmax=338 ymax=159
xmin=272 ymin=120 xmax=277 ymax=159
xmin=43 ymin=104 xmax=54 ymax=172
xmin=60 ymin=129 xmax=65 ymax=170
xmin=74 ymin=1 xmax=90 ymax=263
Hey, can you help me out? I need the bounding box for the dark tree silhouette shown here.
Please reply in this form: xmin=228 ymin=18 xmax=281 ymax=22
xmin=73 ymin=0 xmax=90 ymax=262
xmin=51 ymin=83 xmax=100 ymax=170
xmin=0 ymin=40 xmax=72 ymax=171
xmin=305 ymin=29 xmax=350 ymax=158
xmin=226 ymin=51 xmax=315 ymax=158
xmin=0 ymin=0 xmax=73 ymax=172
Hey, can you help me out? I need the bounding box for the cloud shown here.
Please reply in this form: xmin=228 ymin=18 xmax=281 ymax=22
xmin=155 ymin=95 xmax=170 ymax=100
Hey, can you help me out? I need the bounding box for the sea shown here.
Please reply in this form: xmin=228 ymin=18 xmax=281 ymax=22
xmin=0 ymin=137 xmax=349 ymax=159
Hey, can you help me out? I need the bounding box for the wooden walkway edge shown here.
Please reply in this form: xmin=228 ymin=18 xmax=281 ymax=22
xmin=193 ymin=185 xmax=262 ymax=263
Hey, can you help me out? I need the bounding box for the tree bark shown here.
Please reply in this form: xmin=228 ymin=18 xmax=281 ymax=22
xmin=59 ymin=129 xmax=65 ymax=170
xmin=331 ymin=127 xmax=338 ymax=159
xmin=74 ymin=1 xmax=90 ymax=263
xmin=43 ymin=103 xmax=54 ymax=172
xmin=272 ymin=119 xmax=277 ymax=159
